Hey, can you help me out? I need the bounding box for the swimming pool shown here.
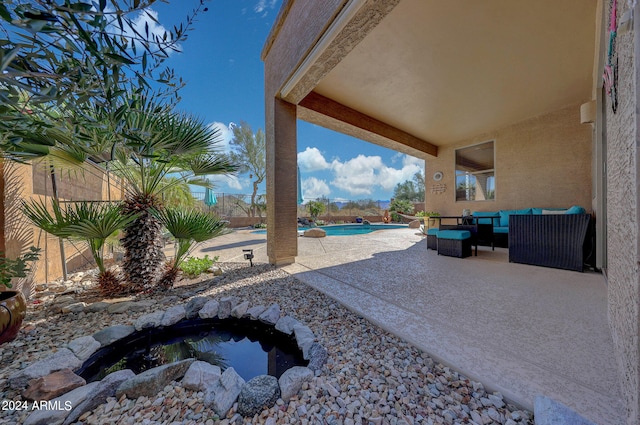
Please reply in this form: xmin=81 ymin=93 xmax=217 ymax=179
xmin=252 ymin=223 xmax=408 ymax=236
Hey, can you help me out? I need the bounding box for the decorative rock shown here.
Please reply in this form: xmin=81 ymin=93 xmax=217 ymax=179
xmin=63 ymin=369 xmax=135 ymax=425
xmin=293 ymin=323 xmax=315 ymax=360
xmin=258 ymin=303 xmax=280 ymax=325
xmin=245 ymin=305 xmax=266 ymax=320
xmin=134 ymin=311 xmax=164 ymax=331
xmin=275 ymin=316 xmax=299 ymax=335
xmin=9 ymin=348 xmax=82 ymax=390
xmin=307 ymin=343 xmax=328 ymax=372
xmin=278 ymin=366 xmax=313 ymax=402
xmin=67 ymin=336 xmax=101 ymax=362
xmin=24 ymin=381 xmax=100 ymax=425
xmin=231 ymin=301 xmax=250 ymax=318
xmin=85 ymin=302 xmax=109 ymax=312
xmin=237 ymin=375 xmax=281 ymax=417
xmin=204 ymin=367 xmax=245 ymax=417
xmin=22 ymin=369 xmax=86 ymax=401
xmin=161 ymin=305 xmax=186 ymax=326
xmin=107 ymin=300 xmax=154 ymax=314
xmin=92 ymin=325 xmax=135 ymax=347
xmin=218 ymin=296 xmax=240 ymax=319
xmin=408 ymin=219 xmax=421 ymax=229
xmin=211 ymin=266 xmax=223 ymax=276
xmin=61 ymin=302 xmax=87 ymax=314
xmin=116 ymin=359 xmax=194 ymax=399
xmin=182 ymin=360 xmax=222 ymax=392
xmin=51 ymin=295 xmax=76 ymax=306
xmin=534 ymin=396 xmax=597 ymax=425
xmin=199 ymin=299 xmax=220 ymax=319
xmin=304 ymin=228 xmax=326 ymax=238
xmin=185 ymin=296 xmax=209 ymax=319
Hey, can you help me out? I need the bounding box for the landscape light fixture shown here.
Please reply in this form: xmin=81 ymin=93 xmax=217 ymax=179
xmin=243 ymin=249 xmax=254 ymax=267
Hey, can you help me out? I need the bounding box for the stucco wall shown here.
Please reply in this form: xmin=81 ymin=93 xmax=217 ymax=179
xmin=3 ymin=161 xmax=124 ymax=293
xmin=425 ymin=104 xmax=592 ymax=216
xmin=605 ymin=0 xmax=640 ymax=422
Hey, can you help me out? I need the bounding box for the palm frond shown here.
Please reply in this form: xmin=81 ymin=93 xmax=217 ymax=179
xmin=189 ymin=154 xmax=238 ymax=176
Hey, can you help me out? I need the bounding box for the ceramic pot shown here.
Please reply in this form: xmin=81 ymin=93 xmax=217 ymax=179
xmin=0 ymin=290 xmax=27 ymax=344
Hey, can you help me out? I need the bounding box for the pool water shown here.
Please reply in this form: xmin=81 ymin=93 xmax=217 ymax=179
xmin=252 ymin=223 xmax=408 ymax=236
xmin=77 ymin=319 xmax=307 ymax=383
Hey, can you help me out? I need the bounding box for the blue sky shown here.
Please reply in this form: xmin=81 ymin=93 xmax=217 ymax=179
xmin=149 ymin=0 xmax=424 ymax=202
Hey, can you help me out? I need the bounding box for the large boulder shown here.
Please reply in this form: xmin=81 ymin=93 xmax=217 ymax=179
xmin=278 ymin=367 xmax=313 ymax=402
xmin=199 ymin=299 xmax=220 ymax=319
xmin=63 ymin=369 xmax=135 ymax=425
xmin=182 ymin=361 xmax=222 ymax=392
xmin=9 ymin=349 xmax=82 ymax=390
xmin=92 ymin=325 xmax=135 ymax=347
xmin=161 ymin=305 xmax=186 ymax=326
xmin=237 ymin=375 xmax=280 ymax=417
xmin=22 ymin=369 xmax=86 ymax=401
xmin=116 ymin=359 xmax=194 ymax=399
xmin=67 ymin=336 xmax=100 ymax=362
xmin=24 ymin=381 xmax=100 ymax=425
xmin=303 ymin=228 xmax=326 ymax=238
xmin=218 ymin=296 xmax=240 ymax=319
xmin=204 ymin=367 xmax=245 ymax=418
xmin=258 ymin=304 xmax=280 ymax=325
xmin=185 ymin=296 xmax=209 ymax=319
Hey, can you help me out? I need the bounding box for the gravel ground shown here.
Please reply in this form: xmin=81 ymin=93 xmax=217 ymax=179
xmin=0 ymin=263 xmax=534 ymax=425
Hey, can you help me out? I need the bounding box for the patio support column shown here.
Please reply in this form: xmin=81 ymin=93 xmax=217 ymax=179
xmin=266 ymin=97 xmax=298 ymax=265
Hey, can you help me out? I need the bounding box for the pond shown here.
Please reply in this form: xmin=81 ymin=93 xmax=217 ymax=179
xmin=76 ymin=318 xmax=307 ymax=383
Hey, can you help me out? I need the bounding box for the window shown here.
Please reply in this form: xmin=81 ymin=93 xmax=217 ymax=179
xmin=455 ymin=141 xmax=495 ymax=201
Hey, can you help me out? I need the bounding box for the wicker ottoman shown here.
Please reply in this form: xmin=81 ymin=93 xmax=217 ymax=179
xmin=437 ymin=230 xmax=472 ymax=258
xmin=426 ymin=228 xmax=439 ymax=250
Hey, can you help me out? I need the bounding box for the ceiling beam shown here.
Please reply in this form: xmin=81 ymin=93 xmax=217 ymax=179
xmin=299 ymin=92 xmax=438 ymax=157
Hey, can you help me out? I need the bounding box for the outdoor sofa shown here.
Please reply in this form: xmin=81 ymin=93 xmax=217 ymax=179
xmin=472 ymin=206 xmax=591 ymax=271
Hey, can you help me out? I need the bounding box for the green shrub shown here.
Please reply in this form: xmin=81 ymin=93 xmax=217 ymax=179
xmin=0 ymin=247 xmax=41 ymax=288
xmin=179 ymin=255 xmax=219 ymax=278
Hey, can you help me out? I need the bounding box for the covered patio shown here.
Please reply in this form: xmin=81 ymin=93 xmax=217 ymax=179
xmin=263 ymin=1 xmax=638 ymax=424
xmin=195 ymin=227 xmax=623 ymax=424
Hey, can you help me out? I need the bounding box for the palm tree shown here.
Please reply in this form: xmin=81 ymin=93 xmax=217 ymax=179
xmin=106 ymin=97 xmax=237 ymax=291
xmin=153 ymin=207 xmax=229 ymax=289
xmin=21 ymin=199 xmax=137 ymax=295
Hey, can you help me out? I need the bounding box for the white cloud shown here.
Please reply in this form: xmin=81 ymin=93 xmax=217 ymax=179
xmin=208 ymin=121 xmax=236 ymax=152
xmin=329 ymin=153 xmax=424 ymax=196
xmin=298 ymin=147 xmax=330 ymax=172
xmin=212 ymin=174 xmax=243 ymax=191
xmin=127 ymin=9 xmax=180 ymax=54
xmin=254 ymin=0 xmax=277 ymax=14
xmin=302 ymin=177 xmax=330 ymax=199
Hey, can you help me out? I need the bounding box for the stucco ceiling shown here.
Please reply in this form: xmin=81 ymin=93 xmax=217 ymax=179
xmin=313 ymin=0 xmax=598 ymax=147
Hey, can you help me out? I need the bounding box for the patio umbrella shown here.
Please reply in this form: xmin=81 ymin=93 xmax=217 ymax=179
xmin=297 ymin=166 xmax=304 ymax=205
xmin=204 ymin=186 xmax=217 ymax=207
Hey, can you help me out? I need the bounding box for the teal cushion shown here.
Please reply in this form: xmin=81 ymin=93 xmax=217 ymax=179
xmin=472 ymin=211 xmax=500 ymax=225
xmin=532 ymin=207 xmax=567 ymax=215
xmin=499 ymin=208 xmax=532 ymax=227
xmin=438 ymin=230 xmax=471 ymax=240
xmin=566 ymin=205 xmax=587 ymax=214
xmin=426 ymin=228 xmax=439 ymax=236
xmin=493 ymin=227 xmax=509 ymax=234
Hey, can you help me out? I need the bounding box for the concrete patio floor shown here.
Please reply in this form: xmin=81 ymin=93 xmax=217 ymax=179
xmin=194 ymin=226 xmax=623 ymax=425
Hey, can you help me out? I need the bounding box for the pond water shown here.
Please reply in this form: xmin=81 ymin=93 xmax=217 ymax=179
xmin=77 ymin=318 xmax=307 ymax=383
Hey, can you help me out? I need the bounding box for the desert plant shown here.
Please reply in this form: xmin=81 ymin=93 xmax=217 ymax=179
xmin=153 ymin=208 xmax=229 ymax=289
xmin=389 ymin=199 xmax=414 ymax=222
xmin=0 ymin=247 xmax=40 ymax=289
xmin=22 ymin=199 xmax=137 ymax=295
xmin=180 ymin=255 xmax=219 ymax=279
xmin=307 ymin=200 xmax=325 ymax=221
xmin=106 ymin=96 xmax=237 ymax=292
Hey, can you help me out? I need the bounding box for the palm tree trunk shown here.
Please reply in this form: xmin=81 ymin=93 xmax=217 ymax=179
xmin=121 ymin=209 xmax=165 ymax=290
